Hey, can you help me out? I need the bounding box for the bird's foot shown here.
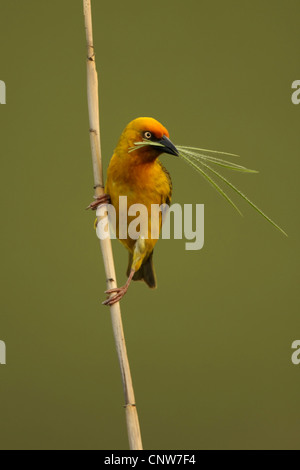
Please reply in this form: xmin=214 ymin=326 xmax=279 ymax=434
xmin=102 ymin=270 xmax=135 ymax=307
xmin=102 ymin=285 xmax=129 ymax=306
xmin=86 ymin=193 xmax=111 ymax=210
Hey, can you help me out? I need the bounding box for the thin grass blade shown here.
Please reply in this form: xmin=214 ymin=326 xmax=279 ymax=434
xmin=128 ymin=140 xmax=164 ymax=153
xmin=195 ymin=158 xmax=288 ymax=236
xmin=178 ymin=147 xmax=257 ymax=173
xmin=177 ymin=145 xmax=240 ymax=158
xmin=180 ymin=152 xmax=242 ymax=215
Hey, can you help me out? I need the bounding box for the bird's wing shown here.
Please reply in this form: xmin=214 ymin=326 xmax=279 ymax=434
xmin=158 ymin=161 xmax=172 ymax=206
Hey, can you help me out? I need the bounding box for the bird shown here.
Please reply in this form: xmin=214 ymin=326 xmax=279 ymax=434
xmin=87 ymin=117 xmax=179 ymax=306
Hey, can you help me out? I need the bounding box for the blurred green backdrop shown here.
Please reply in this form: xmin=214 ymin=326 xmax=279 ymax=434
xmin=0 ymin=0 xmax=299 ymax=450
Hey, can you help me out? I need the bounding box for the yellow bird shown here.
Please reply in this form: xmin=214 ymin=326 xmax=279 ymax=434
xmin=88 ymin=117 xmax=179 ymax=305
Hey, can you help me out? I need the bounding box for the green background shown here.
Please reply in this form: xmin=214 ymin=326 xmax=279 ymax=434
xmin=0 ymin=0 xmax=299 ymax=450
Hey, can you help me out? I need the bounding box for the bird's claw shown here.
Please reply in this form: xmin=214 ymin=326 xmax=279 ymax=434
xmin=102 ymin=286 xmax=128 ymax=306
xmin=86 ymin=193 xmax=111 ymax=210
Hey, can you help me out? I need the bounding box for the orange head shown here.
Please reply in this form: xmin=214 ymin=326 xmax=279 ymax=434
xmin=115 ymin=117 xmax=179 ymax=163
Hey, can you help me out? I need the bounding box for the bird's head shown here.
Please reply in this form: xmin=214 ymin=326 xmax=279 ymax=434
xmin=115 ymin=117 xmax=179 ymax=163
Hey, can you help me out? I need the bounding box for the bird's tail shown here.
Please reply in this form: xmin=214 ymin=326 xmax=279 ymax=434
xmin=127 ymin=251 xmax=157 ymax=289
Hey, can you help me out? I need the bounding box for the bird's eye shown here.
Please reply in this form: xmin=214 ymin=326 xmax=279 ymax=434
xmin=144 ymin=131 xmax=152 ymax=140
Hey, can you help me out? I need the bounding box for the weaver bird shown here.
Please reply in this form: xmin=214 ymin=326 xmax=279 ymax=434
xmin=88 ymin=117 xmax=179 ymax=306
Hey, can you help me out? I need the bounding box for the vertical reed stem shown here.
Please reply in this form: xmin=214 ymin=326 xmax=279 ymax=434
xmin=83 ymin=0 xmax=143 ymax=450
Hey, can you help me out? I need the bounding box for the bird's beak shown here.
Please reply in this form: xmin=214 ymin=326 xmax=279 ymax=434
xmin=158 ymin=135 xmax=179 ymax=156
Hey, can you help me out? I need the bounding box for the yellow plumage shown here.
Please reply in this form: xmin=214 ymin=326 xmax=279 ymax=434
xmin=90 ymin=117 xmax=177 ymax=305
